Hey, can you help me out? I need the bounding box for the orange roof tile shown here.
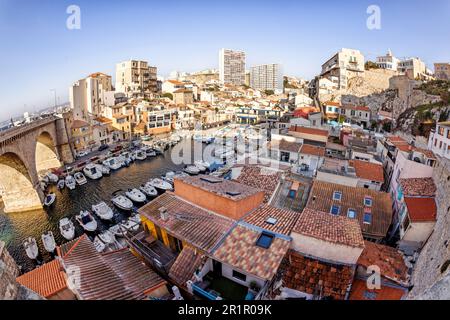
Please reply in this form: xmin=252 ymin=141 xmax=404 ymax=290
xmin=399 ymin=177 xmax=436 ymax=197
xmin=71 ymin=119 xmax=89 ymax=129
xmin=289 ymin=125 xmax=329 ymax=137
xmin=404 ymin=197 xmax=437 ymax=222
xmin=243 ymin=205 xmax=299 ymax=236
xmin=16 ymin=259 xmax=67 ymax=298
xmin=349 ymin=279 xmax=406 ymax=300
xmin=299 ymin=144 xmax=326 ymax=157
xmin=350 ymin=160 xmax=384 ymax=183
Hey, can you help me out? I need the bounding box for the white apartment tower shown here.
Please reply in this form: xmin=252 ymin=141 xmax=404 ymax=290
xmin=219 ymin=49 xmax=246 ymax=85
xmin=115 ymin=60 xmax=158 ymax=97
xmin=250 ymin=64 xmax=283 ymax=92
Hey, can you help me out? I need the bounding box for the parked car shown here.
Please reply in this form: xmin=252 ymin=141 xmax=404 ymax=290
xmin=98 ymin=144 xmax=109 ymax=151
xmin=76 ymin=150 xmax=90 ymax=158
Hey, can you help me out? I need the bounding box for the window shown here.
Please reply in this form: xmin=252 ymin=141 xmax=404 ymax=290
xmin=232 ymin=270 xmax=247 ymax=282
xmin=330 ymin=205 xmax=340 ymax=215
xmin=347 ymin=209 xmax=357 ymax=219
xmin=266 ymin=217 xmax=278 ymax=225
xmin=333 ymin=191 xmax=342 ymax=201
xmin=363 ymin=212 xmax=372 ymax=224
xmin=256 ymin=232 xmax=274 ymax=249
xmin=364 ymin=197 xmax=373 ymax=207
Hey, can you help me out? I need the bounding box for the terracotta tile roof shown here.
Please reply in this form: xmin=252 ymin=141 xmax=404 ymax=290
xmin=58 ymin=235 xmax=147 ymax=300
xmin=233 ymin=166 xmax=282 ymax=203
xmin=357 ymin=241 xmax=409 ymax=286
xmin=399 ymin=177 xmax=436 ymax=197
xmin=177 ymin=174 xmax=263 ymax=202
xmin=101 ymin=249 xmax=166 ymax=295
xmin=71 ymin=119 xmax=89 ymax=129
xmin=350 ymin=160 xmax=384 ymax=183
xmin=280 ymin=249 xmax=355 ymax=300
xmin=293 ymin=208 xmax=364 ymax=248
xmin=269 ymin=139 xmax=302 ymax=153
xmin=213 ymin=224 xmax=291 ymax=280
xmin=94 ymin=116 xmax=112 ymax=124
xmin=243 ymin=205 xmax=299 ymax=236
xmin=306 ymin=180 xmax=393 ymax=239
xmin=289 ymin=126 xmax=329 ymax=137
xmin=387 ymin=136 xmax=408 ymax=144
xmin=299 ymin=144 xmax=326 ymax=157
xmin=324 ymin=101 xmax=341 ymax=107
xmin=342 ymin=104 xmax=370 ymax=112
xmin=173 ymin=89 xmax=193 ymax=94
xmin=16 ymin=259 xmax=67 ymax=298
xmin=404 ymin=197 xmax=437 ymax=222
xmin=349 ymin=279 xmax=406 ymax=300
xmin=413 ymin=147 xmax=436 ymax=159
xmin=168 ymin=246 xmax=204 ymax=287
xmin=166 ymin=79 xmax=184 ymax=85
xmin=138 ymin=192 xmax=234 ymax=253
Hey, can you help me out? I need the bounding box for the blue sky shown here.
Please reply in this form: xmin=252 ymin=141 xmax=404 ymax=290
xmin=0 ymin=0 xmax=449 ymax=120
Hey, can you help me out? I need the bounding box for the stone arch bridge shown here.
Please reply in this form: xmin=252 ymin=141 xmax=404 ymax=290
xmin=0 ymin=116 xmax=74 ymax=213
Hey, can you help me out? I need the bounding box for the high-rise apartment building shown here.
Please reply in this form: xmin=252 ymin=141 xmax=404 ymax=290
xmin=219 ymin=49 xmax=246 ymax=85
xmin=115 ymin=60 xmax=158 ymax=97
xmin=250 ymin=64 xmax=282 ymax=92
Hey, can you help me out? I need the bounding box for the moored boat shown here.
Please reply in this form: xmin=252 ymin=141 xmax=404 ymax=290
xmin=134 ymin=149 xmax=147 ymax=161
xmin=57 ymin=179 xmax=65 ymax=190
xmin=75 ymin=210 xmax=97 ymax=232
xmin=125 ymin=188 xmax=147 ymax=203
xmin=83 ymin=163 xmax=103 ymax=180
xmin=184 ymin=165 xmax=200 ymax=175
xmin=139 ymin=183 xmax=158 ymax=197
xmin=59 ymin=218 xmax=75 ymax=241
xmin=41 ymin=231 xmax=56 ymax=253
xmin=74 ymin=172 xmax=87 ymax=185
xmin=44 ymin=193 xmax=56 ymax=207
xmin=103 ymin=157 xmax=122 ymax=170
xmin=148 ymin=178 xmax=173 ymax=192
xmin=109 ymin=224 xmax=127 ymax=237
xmin=93 ymin=236 xmax=106 ymax=253
xmin=92 ymin=201 xmax=114 ymax=221
xmin=23 ymin=237 xmax=39 ymax=260
xmin=111 ymin=193 xmax=134 ymax=211
xmin=65 ymin=175 xmax=76 ymax=190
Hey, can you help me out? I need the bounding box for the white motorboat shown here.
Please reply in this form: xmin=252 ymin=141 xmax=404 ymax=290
xmin=41 ymin=231 xmax=56 ymax=253
xmin=59 ymin=218 xmax=75 ymax=241
xmin=148 ymin=178 xmax=173 ymax=191
xmin=130 ymin=213 xmax=141 ymax=225
xmin=118 ymin=154 xmax=130 ymax=167
xmin=184 ymin=165 xmax=200 ymax=175
xmin=101 ymin=165 xmax=110 ymax=175
xmin=40 ymin=181 xmax=47 ymax=191
xmin=121 ymin=218 xmax=140 ymax=233
xmin=57 ymin=179 xmax=65 ymax=190
xmin=135 ymin=149 xmax=147 ymax=161
xmin=74 ymin=172 xmax=87 ymax=185
xmin=103 ymin=157 xmax=122 ymax=170
xmin=93 ymin=236 xmax=106 ymax=253
xmin=144 ymin=147 xmax=156 ymax=157
xmin=109 ymin=224 xmax=127 ymax=237
xmin=122 ymin=151 xmax=134 ymax=163
xmin=44 ymin=193 xmax=56 ymax=207
xmin=23 ymin=237 xmax=39 ymax=260
xmin=92 ymin=202 xmax=114 ymax=220
xmin=83 ymin=163 xmax=103 ymax=180
xmin=139 ymin=183 xmax=158 ymax=197
xmin=163 ymin=171 xmax=176 ymax=183
xmin=195 ymin=160 xmax=210 ymax=172
xmin=214 ymin=146 xmax=235 ymax=158
xmin=75 ymin=210 xmax=98 ymax=232
xmin=125 ymin=188 xmax=147 ymax=203
xmin=111 ymin=194 xmax=134 ymax=211
xmin=65 ymin=175 xmax=76 ymax=190
xmin=98 ymin=230 xmax=115 ymax=244
xmin=46 ymin=172 xmax=59 ymax=184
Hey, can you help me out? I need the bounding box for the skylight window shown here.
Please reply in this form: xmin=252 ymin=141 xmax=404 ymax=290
xmin=266 ymin=217 xmax=278 ymax=225
xmin=364 ymin=196 xmax=373 ymax=207
xmin=256 ymin=232 xmax=274 ymax=249
xmin=330 ymin=205 xmax=340 ymax=215
xmin=363 ymin=212 xmax=372 ymax=224
xmin=226 ymin=191 xmax=241 ymax=197
xmin=347 ymin=209 xmax=357 ymax=219
xmin=200 ymin=176 xmax=222 ymax=184
xmin=333 ymin=191 xmax=342 ymax=201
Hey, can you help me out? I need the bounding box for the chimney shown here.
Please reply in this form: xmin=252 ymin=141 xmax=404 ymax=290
xmin=159 ymin=207 xmax=168 ymax=221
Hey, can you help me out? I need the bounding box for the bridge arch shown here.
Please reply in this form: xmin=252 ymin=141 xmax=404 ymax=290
xmin=0 ymin=152 xmax=43 ymax=213
xmin=34 ymin=131 xmax=61 ymax=175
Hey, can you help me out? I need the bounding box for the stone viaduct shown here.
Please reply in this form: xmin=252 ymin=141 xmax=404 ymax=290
xmin=0 ymin=115 xmax=74 ymax=213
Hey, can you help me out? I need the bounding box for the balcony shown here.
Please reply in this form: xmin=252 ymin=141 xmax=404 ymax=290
xmin=192 ymin=272 xmax=252 ymax=300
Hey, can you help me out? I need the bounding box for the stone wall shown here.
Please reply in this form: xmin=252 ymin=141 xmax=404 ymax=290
xmin=407 ymin=157 xmax=450 ymax=299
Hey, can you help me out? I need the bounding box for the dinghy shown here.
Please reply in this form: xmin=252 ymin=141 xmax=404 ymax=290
xmin=148 ymin=178 xmax=173 ymax=192
xmin=57 ymin=179 xmax=65 ymax=190
xmin=23 ymin=237 xmax=39 ymax=260
xmin=59 ymin=218 xmax=75 ymax=241
xmin=93 ymin=236 xmax=106 ymax=253
xmin=41 ymin=231 xmax=56 ymax=253
xmin=184 ymin=165 xmax=200 ymax=175
xmin=121 ymin=218 xmax=140 ymax=233
xmin=98 ymin=230 xmax=115 ymax=245
xmin=74 ymin=172 xmax=87 ymax=185
xmin=44 ymin=193 xmax=56 ymax=207
xmin=134 ymin=149 xmax=147 ymax=161
xmin=46 ymin=172 xmax=59 ymax=184
xmin=125 ymin=188 xmax=147 ymax=203
xmin=75 ymin=210 xmax=97 ymax=232
xmin=163 ymin=171 xmax=175 ymax=184
xmin=111 ymin=194 xmax=134 ymax=211
xmin=139 ymin=183 xmax=158 ymax=197
xmin=92 ymin=202 xmax=114 ymax=221
xmin=109 ymin=224 xmax=127 ymax=237
xmin=65 ymin=175 xmax=76 ymax=190
xmin=145 ymin=147 xmax=156 ymax=157
xmin=103 ymin=157 xmax=122 ymax=170
xmin=83 ymin=163 xmax=102 ymax=180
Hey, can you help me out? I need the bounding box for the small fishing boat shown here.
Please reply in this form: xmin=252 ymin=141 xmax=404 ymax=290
xmin=98 ymin=230 xmax=115 ymax=245
xmin=65 ymin=175 xmax=76 ymax=190
xmin=163 ymin=171 xmax=176 ymax=184
xmin=92 ymin=201 xmax=114 ymax=220
xmin=109 ymin=224 xmax=127 ymax=237
xmin=130 ymin=213 xmax=141 ymax=225
xmin=46 ymin=172 xmax=59 ymax=184
xmin=144 ymin=147 xmax=156 ymax=157
xmin=103 ymin=157 xmax=122 ymax=170
xmin=121 ymin=151 xmax=134 ymax=163
xmin=125 ymin=188 xmax=147 ymax=203
xmin=44 ymin=193 xmax=56 ymax=207
xmin=41 ymin=231 xmax=56 ymax=253
xmin=184 ymin=165 xmax=200 ymax=175
xmin=121 ymin=218 xmax=140 ymax=233
xmin=57 ymin=179 xmax=65 ymax=190
xmin=111 ymin=193 xmax=134 ymax=211
xmin=100 ymin=165 xmax=110 ymax=176
xmin=139 ymin=183 xmax=158 ymax=197
xmin=195 ymin=160 xmax=210 ymax=172
xmin=74 ymin=172 xmax=87 ymax=185
xmin=23 ymin=237 xmax=39 ymax=260
xmin=40 ymin=181 xmax=47 ymax=191
xmin=117 ymin=154 xmax=130 ymax=167
xmin=75 ymin=210 xmax=97 ymax=232
xmin=83 ymin=163 xmax=102 ymax=180
xmin=148 ymin=178 xmax=173 ymax=192
xmin=135 ymin=149 xmax=147 ymax=161
xmin=59 ymin=218 xmax=75 ymax=241
xmin=93 ymin=236 xmax=106 ymax=253
xmin=152 ymin=145 xmax=164 ymax=155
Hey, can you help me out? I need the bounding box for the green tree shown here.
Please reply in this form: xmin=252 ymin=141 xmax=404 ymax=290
xmin=162 ymin=92 xmax=173 ymax=100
